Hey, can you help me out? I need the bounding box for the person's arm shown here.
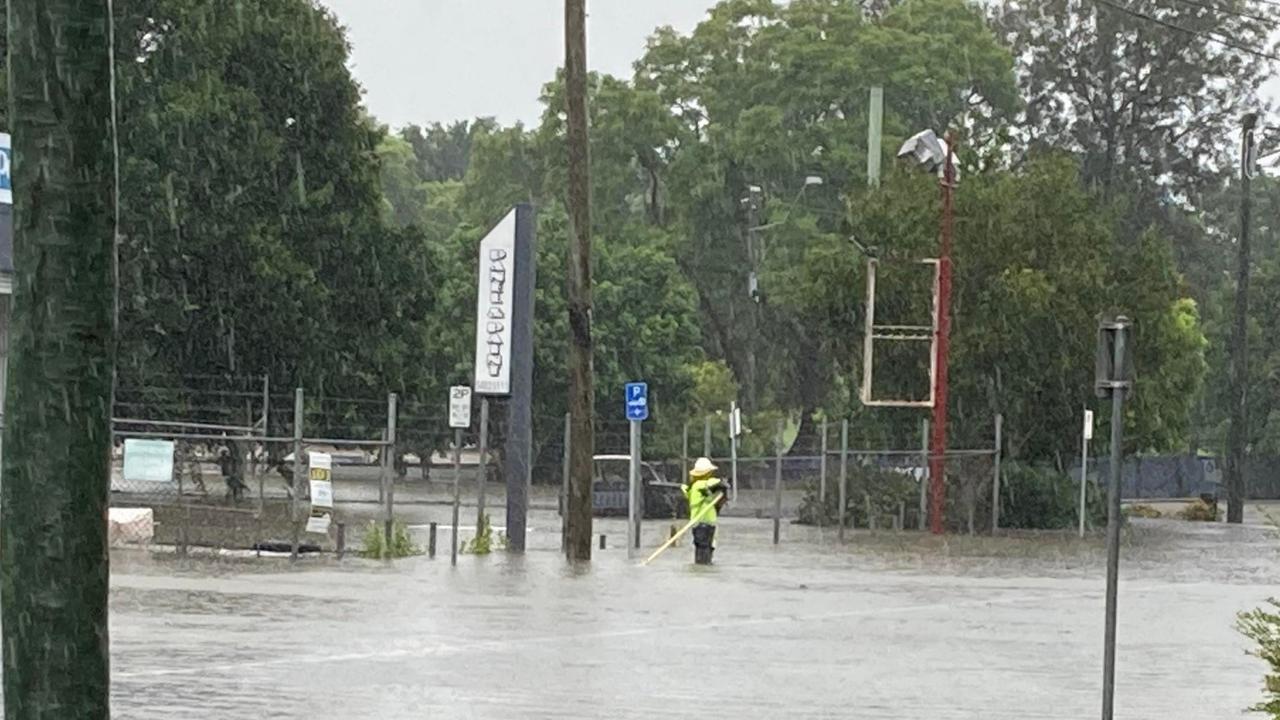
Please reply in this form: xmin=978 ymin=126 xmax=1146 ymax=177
xmin=701 ymin=478 xmax=729 ymax=495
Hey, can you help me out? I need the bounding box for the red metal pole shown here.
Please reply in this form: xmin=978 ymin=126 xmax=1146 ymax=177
xmin=928 ymin=134 xmax=956 ymax=535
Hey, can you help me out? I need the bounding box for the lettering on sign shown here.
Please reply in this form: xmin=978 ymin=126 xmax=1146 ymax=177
xmin=485 ymin=248 xmax=508 ymax=381
xmin=473 ymin=209 xmax=517 ymax=395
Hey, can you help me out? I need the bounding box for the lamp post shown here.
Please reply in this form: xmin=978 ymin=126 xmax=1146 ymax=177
xmin=897 ymin=129 xmax=956 ymax=535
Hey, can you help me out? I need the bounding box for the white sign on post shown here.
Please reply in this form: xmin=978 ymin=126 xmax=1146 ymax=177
xmin=306 ymin=452 xmax=334 ymax=534
xmin=730 ymin=404 xmax=743 ymax=438
xmin=1083 ymin=409 xmax=1095 ymax=441
xmin=450 ymin=386 xmax=473 ymax=429
xmin=122 ymin=439 xmax=175 ymax=483
xmin=0 ymin=132 xmax=11 ymax=206
xmin=473 ymin=209 xmax=517 ymax=396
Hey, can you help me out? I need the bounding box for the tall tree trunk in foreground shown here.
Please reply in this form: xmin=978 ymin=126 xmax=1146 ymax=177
xmin=3 ymin=2 xmax=116 ymax=717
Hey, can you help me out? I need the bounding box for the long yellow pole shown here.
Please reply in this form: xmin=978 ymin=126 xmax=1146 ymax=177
xmin=640 ymin=492 xmax=724 ymax=566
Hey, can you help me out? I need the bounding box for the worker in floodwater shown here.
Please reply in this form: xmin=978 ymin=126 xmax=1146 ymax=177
xmin=683 ymin=457 xmax=729 ymax=564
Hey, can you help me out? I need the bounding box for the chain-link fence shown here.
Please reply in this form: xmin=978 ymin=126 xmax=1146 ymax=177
xmin=109 ymin=380 xmax=1020 ymax=555
xmin=112 ymin=378 xmax=399 ymax=554
xmin=1065 ymin=453 xmax=1280 ymax=501
xmin=584 ymin=413 xmax=1003 ymax=539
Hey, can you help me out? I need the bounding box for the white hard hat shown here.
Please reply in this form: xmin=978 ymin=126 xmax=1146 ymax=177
xmin=692 ymin=457 xmax=717 ymax=476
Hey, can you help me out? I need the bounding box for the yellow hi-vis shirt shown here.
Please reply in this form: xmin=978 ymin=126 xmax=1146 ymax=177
xmin=683 ymin=477 xmax=726 ymax=525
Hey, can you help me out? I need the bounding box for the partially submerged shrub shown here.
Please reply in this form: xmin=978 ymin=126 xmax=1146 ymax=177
xmin=1000 ymin=462 xmax=1105 ymax=530
xmin=1125 ymin=504 xmax=1163 ymax=519
xmin=464 ymin=513 xmax=508 ymax=554
xmin=1178 ymin=499 xmax=1219 ymax=522
xmin=796 ymin=464 xmax=918 ymax=528
xmin=360 ymin=520 xmax=421 ymax=559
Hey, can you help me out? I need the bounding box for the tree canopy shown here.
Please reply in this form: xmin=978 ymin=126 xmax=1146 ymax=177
xmin=6 ymin=0 xmax=1259 ymax=468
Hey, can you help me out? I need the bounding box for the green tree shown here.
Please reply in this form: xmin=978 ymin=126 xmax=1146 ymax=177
xmin=399 ymin=118 xmax=498 ymax=183
xmin=108 ymin=0 xmax=438 ymax=407
xmin=994 ymin=0 xmax=1276 ymax=206
xmin=633 ymin=0 xmax=1019 ymax=436
xmin=788 ymin=155 xmax=1205 ymax=463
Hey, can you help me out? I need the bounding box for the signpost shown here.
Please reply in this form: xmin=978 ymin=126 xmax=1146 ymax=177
xmin=1096 ymin=316 xmax=1133 ymax=720
xmin=1079 ymin=408 xmax=1094 ymax=538
xmin=449 ymin=386 xmax=472 ymax=566
xmin=1 ymin=131 xmax=14 ymax=475
xmin=472 ymin=205 xmax=536 ymax=552
xmin=625 ymin=382 xmax=648 ymax=558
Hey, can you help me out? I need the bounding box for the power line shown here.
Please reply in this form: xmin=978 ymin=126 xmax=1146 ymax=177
xmin=1169 ymin=0 xmax=1277 ymax=27
xmin=1091 ymin=0 xmax=1280 ymax=61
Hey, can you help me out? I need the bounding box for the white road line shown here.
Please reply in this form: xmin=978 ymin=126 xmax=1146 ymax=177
xmin=406 ymin=524 xmax=509 ymax=533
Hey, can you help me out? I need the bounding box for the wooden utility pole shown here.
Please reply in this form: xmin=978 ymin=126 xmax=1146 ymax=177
xmin=2 ymin=2 xmax=116 ymax=717
xmin=564 ymin=0 xmax=595 ymax=560
xmin=1226 ymin=112 xmax=1258 ymax=525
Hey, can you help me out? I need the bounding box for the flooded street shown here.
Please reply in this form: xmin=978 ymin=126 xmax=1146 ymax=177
xmin=107 ymin=513 xmax=1279 ymax=719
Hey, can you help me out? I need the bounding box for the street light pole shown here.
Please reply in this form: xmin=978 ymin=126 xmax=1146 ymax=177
xmin=1226 ymin=112 xmax=1258 ymax=525
xmin=927 ymin=133 xmax=957 ymax=535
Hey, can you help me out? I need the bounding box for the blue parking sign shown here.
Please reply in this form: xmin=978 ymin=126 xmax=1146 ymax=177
xmin=625 ymin=382 xmax=648 ymax=422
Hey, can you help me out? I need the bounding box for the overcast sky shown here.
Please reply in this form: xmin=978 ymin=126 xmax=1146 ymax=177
xmin=319 ymin=1 xmax=718 ymax=129
xmin=321 ymin=1 xmax=1280 ymax=132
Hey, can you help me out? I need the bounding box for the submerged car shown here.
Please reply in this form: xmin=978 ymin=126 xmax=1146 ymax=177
xmin=591 ymin=455 xmax=685 ymax=519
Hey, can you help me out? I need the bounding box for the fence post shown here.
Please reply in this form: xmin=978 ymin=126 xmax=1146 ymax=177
xmin=681 ymin=421 xmax=689 ymax=481
xmin=257 ymin=375 xmax=269 ymax=550
xmin=176 ymin=452 xmax=188 ymax=557
xmin=291 ymin=388 xmax=304 ymax=561
xmin=476 ymin=398 xmax=490 ymax=532
xmin=729 ymin=409 xmax=739 ymax=502
xmin=703 ymin=416 xmax=712 ymax=458
xmin=260 ymin=375 xmax=270 ymax=435
xmin=561 ymin=412 xmax=571 ymax=553
xmin=991 ymin=413 xmax=1003 ymax=534
xmin=773 ymin=418 xmax=784 ymax=545
xmin=382 ymin=393 xmax=398 ymax=551
xmin=374 ymin=429 xmax=384 ymax=504
xmin=918 ymin=418 xmax=929 ymax=531
xmin=839 ymin=419 xmax=849 ymax=543
xmin=865 ymin=493 xmax=875 ymax=530
xmin=819 ymin=418 xmax=829 ymax=505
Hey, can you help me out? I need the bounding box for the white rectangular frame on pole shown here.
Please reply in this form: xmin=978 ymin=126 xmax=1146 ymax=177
xmin=860 ymin=257 xmax=940 ymax=408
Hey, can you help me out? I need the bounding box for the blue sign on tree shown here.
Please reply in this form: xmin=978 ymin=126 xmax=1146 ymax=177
xmin=625 ymin=382 xmax=648 ymax=422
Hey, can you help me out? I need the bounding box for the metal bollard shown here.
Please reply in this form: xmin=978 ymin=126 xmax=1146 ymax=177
xmin=336 ymin=523 xmax=346 ymax=559
xmin=428 ymin=522 xmax=438 ymax=558
xmin=599 ymin=534 xmax=607 ymax=550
